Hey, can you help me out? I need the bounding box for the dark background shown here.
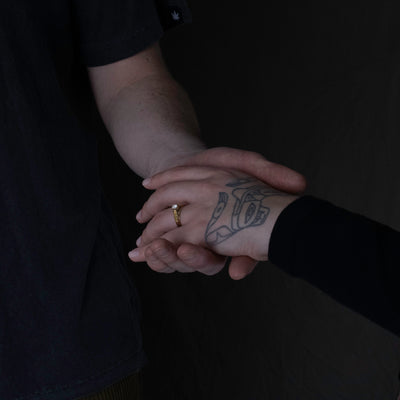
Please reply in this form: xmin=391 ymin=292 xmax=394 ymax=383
xmin=96 ymin=1 xmax=400 ymax=398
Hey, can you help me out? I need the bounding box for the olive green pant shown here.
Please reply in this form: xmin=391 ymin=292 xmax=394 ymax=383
xmin=76 ymin=371 xmax=143 ymax=400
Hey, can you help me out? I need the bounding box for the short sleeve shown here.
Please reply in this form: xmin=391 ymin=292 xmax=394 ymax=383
xmin=72 ymin=0 xmax=193 ymax=67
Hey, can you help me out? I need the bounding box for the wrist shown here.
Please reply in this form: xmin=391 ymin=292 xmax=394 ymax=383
xmin=253 ymin=194 xmax=299 ymax=260
xmin=147 ymin=144 xmax=207 ymax=177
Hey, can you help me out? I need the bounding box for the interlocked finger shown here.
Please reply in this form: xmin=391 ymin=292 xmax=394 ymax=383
xmin=143 ymin=165 xmax=235 ymax=189
xmin=138 ymin=181 xmax=214 ymax=223
xmin=144 ymin=251 xmax=175 ymax=273
xmin=176 ymin=243 xmax=227 ymax=276
xmin=144 ymin=238 xmax=197 ymax=273
xmin=139 ymin=205 xmax=199 ymax=247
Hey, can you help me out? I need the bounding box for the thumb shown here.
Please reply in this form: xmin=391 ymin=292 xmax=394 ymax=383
xmin=228 ymin=256 xmax=258 ymax=280
xmin=183 ymin=147 xmax=306 ymax=194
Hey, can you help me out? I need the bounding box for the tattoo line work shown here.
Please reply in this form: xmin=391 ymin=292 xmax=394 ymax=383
xmin=226 ymin=178 xmax=258 ymax=187
xmin=205 ymin=179 xmax=285 ymax=246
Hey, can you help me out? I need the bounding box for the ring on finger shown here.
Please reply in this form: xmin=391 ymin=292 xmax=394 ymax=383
xmin=171 ymin=204 xmax=183 ymax=227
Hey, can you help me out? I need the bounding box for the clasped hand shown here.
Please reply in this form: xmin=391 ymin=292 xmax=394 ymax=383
xmin=129 ymin=151 xmax=301 ymax=279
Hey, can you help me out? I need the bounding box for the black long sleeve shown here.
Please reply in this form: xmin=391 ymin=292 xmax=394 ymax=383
xmin=268 ymin=196 xmax=400 ymax=336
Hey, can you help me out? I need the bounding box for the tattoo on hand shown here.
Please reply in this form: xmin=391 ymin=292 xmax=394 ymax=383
xmin=226 ymin=178 xmax=258 ymax=187
xmin=205 ymin=179 xmax=284 ymax=246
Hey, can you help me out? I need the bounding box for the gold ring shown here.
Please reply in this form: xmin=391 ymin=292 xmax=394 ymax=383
xmin=171 ymin=204 xmax=182 ymax=227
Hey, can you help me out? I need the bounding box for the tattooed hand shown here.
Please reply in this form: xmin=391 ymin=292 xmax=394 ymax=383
xmin=205 ymin=179 xmax=276 ymax=247
xmin=129 ymin=166 xmax=298 ymax=275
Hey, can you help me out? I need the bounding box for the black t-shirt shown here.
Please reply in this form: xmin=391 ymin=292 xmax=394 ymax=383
xmin=269 ymin=196 xmax=400 ymax=337
xmin=0 ymin=1 xmax=191 ymax=399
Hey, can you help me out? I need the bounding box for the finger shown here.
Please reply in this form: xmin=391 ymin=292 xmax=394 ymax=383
xmin=139 ymin=204 xmax=209 ymax=248
xmin=129 ymin=240 xmax=227 ymax=276
xmin=176 ymin=243 xmax=227 ymax=276
xmin=137 ymin=181 xmax=212 ymax=223
xmin=132 ymin=223 xmax=208 ymax=261
xmin=138 ymin=208 xmax=177 ymax=246
xmin=200 ymin=147 xmax=306 ymax=194
xmin=144 ymin=238 xmax=196 ymax=273
xmin=143 ymin=165 xmax=223 ymax=190
xmin=228 ymin=256 xmax=258 ymax=280
xmin=253 ymin=162 xmax=307 ymax=194
xmin=206 ymin=147 xmax=307 ymax=193
xmin=174 ymin=147 xmax=307 ymax=194
xmin=143 ymin=245 xmax=175 ymax=274
xmin=128 ymin=245 xmax=147 ymax=262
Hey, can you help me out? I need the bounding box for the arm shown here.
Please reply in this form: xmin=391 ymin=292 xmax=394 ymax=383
xmin=87 ymin=41 xmax=306 ymax=278
xmin=87 ymin=41 xmax=206 ymax=178
xmin=132 ymin=166 xmax=400 ymax=335
xmin=87 ymin=42 xmax=307 ymax=187
xmin=269 ymin=196 xmax=400 ymax=336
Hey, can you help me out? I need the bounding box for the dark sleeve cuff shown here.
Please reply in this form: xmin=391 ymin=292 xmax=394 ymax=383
xmin=269 ymin=195 xmax=327 ymax=273
xmin=268 ymin=195 xmax=400 ymax=336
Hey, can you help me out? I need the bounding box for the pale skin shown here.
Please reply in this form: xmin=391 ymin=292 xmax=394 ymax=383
xmin=87 ymin=41 xmax=306 ymax=279
xmin=129 ymin=166 xmax=299 ymax=276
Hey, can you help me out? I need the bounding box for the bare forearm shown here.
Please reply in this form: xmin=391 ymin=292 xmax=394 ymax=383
xmin=100 ymin=74 xmax=206 ymax=178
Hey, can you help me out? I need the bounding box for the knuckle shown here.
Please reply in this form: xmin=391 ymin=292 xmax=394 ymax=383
xmin=144 ymin=246 xmax=155 ymax=260
xmin=151 ymin=239 xmax=172 ymax=259
xmin=153 ymin=246 xmax=169 ymax=259
xmin=177 ymin=246 xmax=197 ymax=263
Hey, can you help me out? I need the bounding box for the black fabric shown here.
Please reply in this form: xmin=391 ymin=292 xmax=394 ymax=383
xmin=75 ymin=371 xmax=142 ymax=400
xmin=125 ymin=1 xmax=400 ymax=398
xmin=269 ymin=195 xmax=400 ymax=336
xmin=0 ymin=1 xmax=191 ymax=400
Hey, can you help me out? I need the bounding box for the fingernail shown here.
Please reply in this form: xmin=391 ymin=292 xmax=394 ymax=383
xmin=136 ymin=236 xmax=142 ymax=246
xmin=128 ymin=249 xmax=139 ymax=259
xmin=142 ymin=178 xmax=151 ymax=187
xmin=136 ymin=210 xmax=142 ymax=221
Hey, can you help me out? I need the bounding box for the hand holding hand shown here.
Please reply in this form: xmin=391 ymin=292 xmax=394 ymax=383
xmin=129 ymin=166 xmax=299 ymax=276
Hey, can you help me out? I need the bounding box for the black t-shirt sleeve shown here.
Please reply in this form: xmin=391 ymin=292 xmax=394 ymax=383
xmin=269 ymin=195 xmax=400 ymax=336
xmin=72 ymin=0 xmax=192 ymax=67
